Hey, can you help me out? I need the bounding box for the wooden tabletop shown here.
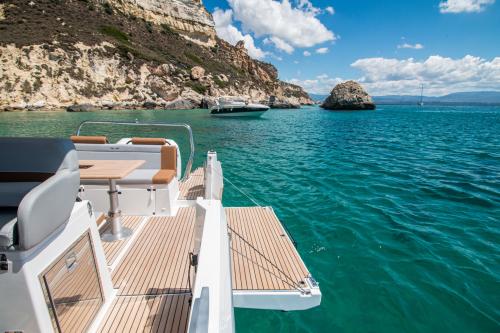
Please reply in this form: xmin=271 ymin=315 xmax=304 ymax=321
xmin=79 ymin=160 xmax=145 ymax=180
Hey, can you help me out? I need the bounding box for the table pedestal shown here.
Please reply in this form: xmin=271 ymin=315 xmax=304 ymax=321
xmin=101 ymin=179 xmax=133 ymax=242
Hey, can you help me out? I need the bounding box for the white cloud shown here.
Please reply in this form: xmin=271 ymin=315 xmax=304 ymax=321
xmin=397 ymin=43 xmax=424 ymax=49
xmin=316 ymin=47 xmax=329 ymax=54
xmin=297 ymin=0 xmax=321 ymax=15
xmin=303 ymin=50 xmax=312 ymax=56
xmin=288 ymin=55 xmax=500 ymax=95
xmin=264 ymin=36 xmax=295 ymax=53
xmin=352 ymin=55 xmax=500 ymax=95
xmin=227 ymin=0 xmax=335 ymax=49
xmin=439 ymin=0 xmax=495 ymax=13
xmin=213 ymin=8 xmax=266 ymax=59
xmin=287 ymin=74 xmax=343 ymax=94
xmin=325 ymin=6 xmax=335 ymax=14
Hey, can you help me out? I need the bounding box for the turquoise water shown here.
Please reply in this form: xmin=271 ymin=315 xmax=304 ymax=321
xmin=0 ymin=105 xmax=499 ymax=332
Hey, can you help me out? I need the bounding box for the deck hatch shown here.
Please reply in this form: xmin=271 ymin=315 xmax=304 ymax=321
xmin=39 ymin=231 xmax=103 ymax=333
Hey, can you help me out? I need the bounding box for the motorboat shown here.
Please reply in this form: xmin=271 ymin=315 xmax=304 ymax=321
xmin=0 ymin=121 xmax=321 ymax=333
xmin=210 ymin=96 xmax=269 ymax=117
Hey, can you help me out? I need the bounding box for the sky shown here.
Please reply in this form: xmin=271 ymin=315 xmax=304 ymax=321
xmin=202 ymin=0 xmax=500 ymax=96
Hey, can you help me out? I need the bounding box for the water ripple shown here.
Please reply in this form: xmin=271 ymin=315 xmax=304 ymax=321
xmin=0 ymin=105 xmax=499 ymax=332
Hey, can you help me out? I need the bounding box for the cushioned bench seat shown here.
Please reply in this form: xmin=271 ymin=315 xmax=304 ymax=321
xmin=0 ymin=208 xmax=18 ymax=248
xmin=81 ymin=169 xmax=176 ymax=186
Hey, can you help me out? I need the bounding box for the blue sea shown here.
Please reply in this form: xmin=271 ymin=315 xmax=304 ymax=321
xmin=0 ymin=105 xmax=498 ymax=332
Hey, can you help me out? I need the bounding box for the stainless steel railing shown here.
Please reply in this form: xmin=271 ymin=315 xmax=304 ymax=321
xmin=75 ymin=120 xmax=195 ymax=180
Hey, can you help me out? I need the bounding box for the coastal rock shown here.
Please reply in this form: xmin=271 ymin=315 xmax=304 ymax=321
xmin=190 ymin=66 xmax=205 ymax=80
xmin=142 ymin=101 xmax=157 ymax=109
xmin=321 ymin=81 xmax=375 ymax=110
xmin=66 ymin=104 xmax=96 ymax=112
xmin=164 ymin=98 xmax=195 ymax=110
xmin=0 ymin=0 xmax=313 ymax=111
xmin=107 ymin=0 xmax=216 ymax=47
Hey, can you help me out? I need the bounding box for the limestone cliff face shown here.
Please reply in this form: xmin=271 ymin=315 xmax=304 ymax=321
xmin=0 ymin=0 xmax=312 ymax=111
xmin=108 ymin=0 xmax=216 ymax=46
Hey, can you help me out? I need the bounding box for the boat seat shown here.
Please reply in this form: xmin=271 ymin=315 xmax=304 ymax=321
xmin=70 ymin=135 xmax=108 ymax=144
xmin=78 ymin=143 xmax=177 ymax=186
xmin=0 ymin=208 xmax=17 ymax=248
xmin=0 ymin=138 xmax=80 ymax=250
xmin=130 ymin=137 xmax=167 ymax=145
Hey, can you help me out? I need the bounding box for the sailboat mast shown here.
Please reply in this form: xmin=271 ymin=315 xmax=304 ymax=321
xmin=419 ymin=84 xmax=424 ymax=106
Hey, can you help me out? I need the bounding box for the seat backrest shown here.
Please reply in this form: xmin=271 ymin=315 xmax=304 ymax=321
xmin=131 ymin=137 xmax=166 ymax=145
xmin=76 ymin=143 xmax=176 ymax=171
xmin=0 ymin=137 xmax=80 ymax=250
xmin=70 ymin=135 xmax=108 ymax=144
xmin=0 ymin=138 xmax=77 ymax=207
xmin=161 ymin=146 xmax=177 ymax=171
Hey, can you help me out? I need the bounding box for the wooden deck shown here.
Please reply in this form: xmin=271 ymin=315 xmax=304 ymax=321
xmin=179 ymin=167 xmax=205 ymax=200
xmin=57 ymin=299 xmax=102 ymax=333
xmin=226 ymin=207 xmax=310 ymax=291
xmin=112 ymin=208 xmax=195 ymax=295
xmin=98 ymin=294 xmax=190 ymax=333
xmin=100 ymin=216 xmax=144 ymax=266
xmin=98 ymin=208 xmax=195 ymax=333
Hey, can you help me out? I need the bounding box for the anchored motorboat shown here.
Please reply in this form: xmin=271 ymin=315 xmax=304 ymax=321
xmin=210 ymin=96 xmax=269 ymax=117
xmin=0 ymin=121 xmax=321 ymax=333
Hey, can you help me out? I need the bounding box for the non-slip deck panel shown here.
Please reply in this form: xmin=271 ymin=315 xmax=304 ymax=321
xmin=226 ymin=207 xmax=310 ymax=291
xmin=112 ymin=208 xmax=195 ymax=296
xmin=100 ymin=216 xmax=144 ymax=266
xmin=98 ymin=294 xmax=190 ymax=333
xmin=179 ymin=167 xmax=204 ymax=200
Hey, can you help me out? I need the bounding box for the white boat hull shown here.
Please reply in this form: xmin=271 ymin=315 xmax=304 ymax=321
xmin=211 ymin=110 xmax=268 ymax=117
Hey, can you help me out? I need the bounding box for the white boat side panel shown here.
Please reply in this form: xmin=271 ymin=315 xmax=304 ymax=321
xmin=188 ymin=199 xmax=234 ymax=333
xmin=211 ymin=111 xmax=267 ymax=117
xmin=0 ymin=202 xmax=114 ymax=333
xmin=232 ymin=288 xmax=321 ymax=311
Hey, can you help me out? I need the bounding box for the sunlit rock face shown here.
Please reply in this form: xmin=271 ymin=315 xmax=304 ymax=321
xmin=110 ymin=0 xmax=216 ymax=46
xmin=0 ymin=0 xmax=312 ymax=111
xmin=322 ymin=81 xmax=376 ymax=110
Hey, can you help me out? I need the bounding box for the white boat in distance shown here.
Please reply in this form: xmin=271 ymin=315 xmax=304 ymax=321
xmin=210 ymin=96 xmax=269 ymax=117
xmin=0 ymin=121 xmax=320 ymax=333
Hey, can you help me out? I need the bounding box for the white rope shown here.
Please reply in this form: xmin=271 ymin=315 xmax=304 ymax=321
xmin=222 ymin=175 xmax=263 ymax=207
xmin=210 ymin=166 xmax=263 ymax=206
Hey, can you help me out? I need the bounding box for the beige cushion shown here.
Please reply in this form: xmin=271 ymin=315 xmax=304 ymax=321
xmin=70 ymin=135 xmax=108 ymax=144
xmin=131 ymin=137 xmax=166 ymax=145
xmin=152 ymin=170 xmax=176 ymax=184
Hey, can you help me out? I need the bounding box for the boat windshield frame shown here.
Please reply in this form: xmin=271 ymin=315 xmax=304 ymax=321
xmin=75 ymin=120 xmax=195 ymax=181
xmin=218 ymin=97 xmax=248 ymax=105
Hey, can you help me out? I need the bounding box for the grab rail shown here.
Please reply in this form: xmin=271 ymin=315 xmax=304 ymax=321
xmin=75 ymin=120 xmax=195 ymax=180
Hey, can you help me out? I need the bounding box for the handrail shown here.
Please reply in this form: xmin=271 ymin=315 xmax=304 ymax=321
xmin=75 ymin=120 xmax=195 ymax=180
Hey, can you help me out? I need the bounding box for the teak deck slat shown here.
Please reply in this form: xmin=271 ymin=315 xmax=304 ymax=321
xmin=226 ymin=207 xmax=310 ymax=291
xmin=98 ymin=295 xmax=190 ymax=333
xmin=57 ymin=299 xmax=101 ymax=333
xmin=100 ymin=216 xmax=144 ymax=266
xmin=112 ymin=208 xmax=195 ymax=296
xmin=179 ymin=167 xmax=205 ymax=200
xmin=98 ymin=208 xmax=195 ymax=333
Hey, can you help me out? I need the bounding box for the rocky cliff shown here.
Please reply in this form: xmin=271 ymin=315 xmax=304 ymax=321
xmin=321 ymin=81 xmax=375 ymax=110
xmin=0 ymin=0 xmax=312 ymax=111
